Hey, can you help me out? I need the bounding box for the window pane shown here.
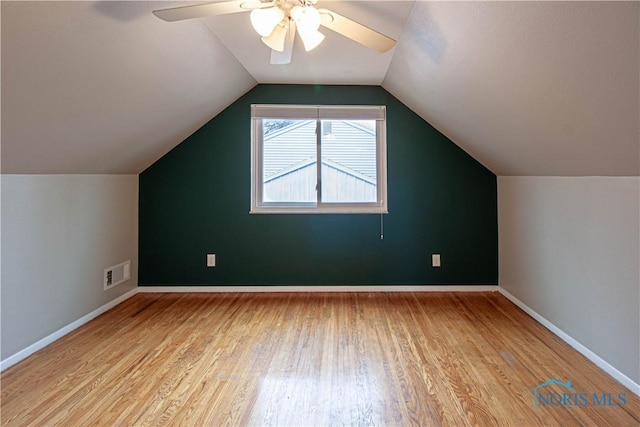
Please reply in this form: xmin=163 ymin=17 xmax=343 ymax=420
xmin=262 ymin=119 xmax=317 ymax=203
xmin=320 ymin=120 xmax=377 ymax=203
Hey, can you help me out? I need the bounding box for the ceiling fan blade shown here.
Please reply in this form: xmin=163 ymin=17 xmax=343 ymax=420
xmin=270 ymin=21 xmax=296 ymax=65
xmin=318 ymin=8 xmax=396 ymax=53
xmin=153 ymin=0 xmax=270 ymax=22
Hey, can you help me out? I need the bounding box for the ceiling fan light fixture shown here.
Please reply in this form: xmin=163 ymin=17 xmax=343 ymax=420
xmin=290 ymin=5 xmax=324 ymax=51
xmin=261 ymin=22 xmax=287 ymax=52
xmin=290 ymin=5 xmax=321 ymax=33
xmin=298 ymin=28 xmax=324 ymax=51
xmin=250 ymin=7 xmax=285 ymax=37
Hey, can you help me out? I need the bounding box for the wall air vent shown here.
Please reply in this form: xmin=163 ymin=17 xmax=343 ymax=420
xmin=104 ymin=260 xmax=131 ymax=290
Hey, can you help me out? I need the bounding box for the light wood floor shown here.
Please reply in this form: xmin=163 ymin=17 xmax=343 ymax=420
xmin=1 ymin=292 xmax=638 ymax=426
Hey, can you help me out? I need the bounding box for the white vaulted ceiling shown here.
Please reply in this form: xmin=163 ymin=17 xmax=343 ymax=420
xmin=384 ymin=1 xmax=639 ymax=176
xmin=2 ymin=1 xmax=638 ymax=176
xmin=1 ymin=1 xmax=255 ymax=174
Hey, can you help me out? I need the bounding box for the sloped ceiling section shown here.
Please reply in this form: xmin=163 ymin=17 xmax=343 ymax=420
xmin=2 ymin=1 xmax=638 ymax=176
xmin=383 ymin=1 xmax=639 ymax=176
xmin=1 ymin=1 xmax=256 ymax=174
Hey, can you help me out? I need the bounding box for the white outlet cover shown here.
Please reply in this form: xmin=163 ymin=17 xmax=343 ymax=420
xmin=207 ymin=254 xmax=216 ymax=267
xmin=432 ymin=254 xmax=441 ymax=267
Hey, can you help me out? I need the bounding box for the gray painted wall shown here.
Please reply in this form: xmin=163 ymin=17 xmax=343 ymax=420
xmin=498 ymin=176 xmax=640 ymax=384
xmin=1 ymin=175 xmax=138 ymax=360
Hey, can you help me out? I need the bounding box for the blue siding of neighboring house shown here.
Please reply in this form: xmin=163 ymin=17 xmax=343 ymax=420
xmin=264 ymin=159 xmax=376 ymax=203
xmin=263 ymin=120 xmax=377 ymax=180
xmin=263 ymin=120 xmax=316 ymax=179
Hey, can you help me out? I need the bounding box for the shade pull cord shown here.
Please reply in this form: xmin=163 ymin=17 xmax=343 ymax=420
xmin=380 ymin=202 xmax=384 ymax=240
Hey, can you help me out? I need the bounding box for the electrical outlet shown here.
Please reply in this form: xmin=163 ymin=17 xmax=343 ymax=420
xmin=432 ymin=254 xmax=441 ymax=267
xmin=207 ymin=254 xmax=216 ymax=267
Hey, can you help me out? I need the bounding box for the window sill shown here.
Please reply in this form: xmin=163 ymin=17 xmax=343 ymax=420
xmin=250 ymin=206 xmax=388 ymax=215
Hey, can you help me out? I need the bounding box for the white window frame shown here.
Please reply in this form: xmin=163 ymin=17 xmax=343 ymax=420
xmin=250 ymin=104 xmax=388 ymax=214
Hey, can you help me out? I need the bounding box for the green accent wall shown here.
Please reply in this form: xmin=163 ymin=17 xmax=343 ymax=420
xmin=139 ymin=85 xmax=497 ymax=286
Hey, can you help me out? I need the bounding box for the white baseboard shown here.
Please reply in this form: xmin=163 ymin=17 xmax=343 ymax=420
xmin=0 ymin=288 xmax=138 ymax=372
xmin=498 ymin=287 xmax=640 ymax=397
xmin=138 ymin=285 xmax=499 ymax=293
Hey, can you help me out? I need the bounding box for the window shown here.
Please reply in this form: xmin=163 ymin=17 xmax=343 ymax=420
xmin=251 ymin=104 xmax=388 ymax=214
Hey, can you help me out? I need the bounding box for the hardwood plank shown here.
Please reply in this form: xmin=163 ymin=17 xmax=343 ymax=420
xmin=2 ymin=292 xmax=638 ymax=426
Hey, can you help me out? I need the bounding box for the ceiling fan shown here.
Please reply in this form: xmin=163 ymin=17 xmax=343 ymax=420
xmin=153 ymin=0 xmax=396 ymax=65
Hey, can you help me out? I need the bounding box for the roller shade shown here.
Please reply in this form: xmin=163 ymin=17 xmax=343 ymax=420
xmin=251 ymin=104 xmax=385 ymax=120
